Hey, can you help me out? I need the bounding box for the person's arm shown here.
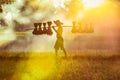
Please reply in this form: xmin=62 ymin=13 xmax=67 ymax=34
xmin=52 ymin=26 xmax=57 ymax=33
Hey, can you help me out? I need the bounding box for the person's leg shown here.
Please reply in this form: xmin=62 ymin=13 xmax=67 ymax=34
xmin=62 ymin=47 xmax=67 ymax=57
xmin=54 ymin=42 xmax=58 ymax=56
xmin=55 ymin=49 xmax=58 ymax=56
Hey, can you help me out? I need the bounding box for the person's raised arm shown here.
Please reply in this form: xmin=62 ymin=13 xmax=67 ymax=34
xmin=52 ymin=26 xmax=57 ymax=33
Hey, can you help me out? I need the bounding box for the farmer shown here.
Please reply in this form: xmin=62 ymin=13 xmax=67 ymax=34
xmin=52 ymin=20 xmax=67 ymax=57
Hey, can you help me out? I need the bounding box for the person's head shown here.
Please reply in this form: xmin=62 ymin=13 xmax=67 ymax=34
xmin=54 ymin=20 xmax=63 ymax=26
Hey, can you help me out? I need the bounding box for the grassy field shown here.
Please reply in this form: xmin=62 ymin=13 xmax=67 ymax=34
xmin=0 ymin=52 xmax=120 ymax=80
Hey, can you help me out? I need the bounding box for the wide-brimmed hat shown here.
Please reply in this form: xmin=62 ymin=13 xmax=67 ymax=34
xmin=54 ymin=20 xmax=63 ymax=25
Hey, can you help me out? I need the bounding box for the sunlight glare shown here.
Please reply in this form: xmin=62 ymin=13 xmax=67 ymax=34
xmin=82 ymin=0 xmax=106 ymax=10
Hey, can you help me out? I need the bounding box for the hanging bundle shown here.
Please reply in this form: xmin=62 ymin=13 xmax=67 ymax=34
xmin=71 ymin=21 xmax=77 ymax=33
xmin=38 ymin=23 xmax=43 ymax=34
xmin=71 ymin=21 xmax=94 ymax=33
xmin=32 ymin=22 xmax=53 ymax=35
xmin=47 ymin=21 xmax=53 ymax=35
xmin=32 ymin=23 xmax=39 ymax=35
xmin=43 ymin=23 xmax=47 ymax=34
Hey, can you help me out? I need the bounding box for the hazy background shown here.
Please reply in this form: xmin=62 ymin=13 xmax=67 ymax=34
xmin=0 ymin=0 xmax=120 ymax=52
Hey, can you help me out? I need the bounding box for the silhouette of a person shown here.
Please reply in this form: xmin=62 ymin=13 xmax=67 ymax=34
xmin=52 ymin=20 xmax=67 ymax=57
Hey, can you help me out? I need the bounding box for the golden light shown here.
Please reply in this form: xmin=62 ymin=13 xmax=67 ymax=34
xmin=82 ymin=0 xmax=106 ymax=10
xmin=78 ymin=11 xmax=84 ymax=19
xmin=10 ymin=53 xmax=71 ymax=80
